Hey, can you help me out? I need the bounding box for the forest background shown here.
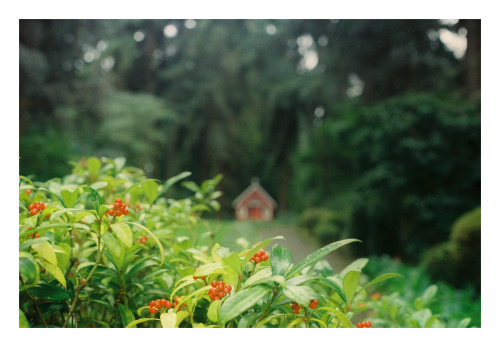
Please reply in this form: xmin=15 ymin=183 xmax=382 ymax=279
xmin=19 ymin=19 xmax=480 ymax=266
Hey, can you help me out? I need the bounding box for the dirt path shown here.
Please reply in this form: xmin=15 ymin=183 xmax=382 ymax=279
xmin=256 ymin=224 xmax=355 ymax=274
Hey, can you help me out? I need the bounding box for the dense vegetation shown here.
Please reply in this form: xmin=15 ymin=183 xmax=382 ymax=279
xmin=19 ymin=19 xmax=480 ymax=292
xmin=19 ymin=157 xmax=476 ymax=328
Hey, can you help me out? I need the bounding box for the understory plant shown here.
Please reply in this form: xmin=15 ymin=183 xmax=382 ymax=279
xmin=20 ymin=156 xmax=411 ymax=328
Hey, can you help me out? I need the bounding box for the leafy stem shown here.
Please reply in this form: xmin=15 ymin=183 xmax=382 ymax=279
xmin=20 ymin=276 xmax=48 ymax=328
xmin=62 ymin=236 xmax=105 ymax=328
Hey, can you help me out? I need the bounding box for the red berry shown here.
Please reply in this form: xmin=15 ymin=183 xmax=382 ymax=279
xmin=154 ymin=300 xmax=162 ymax=309
xmin=309 ymin=300 xmax=319 ymax=309
xmin=254 ymin=256 xmax=261 ymax=263
xmin=115 ymin=198 xmax=122 ymax=204
xmin=148 ymin=306 xmax=157 ymax=314
xmin=26 ymin=189 xmax=32 ymax=195
xmin=114 ymin=202 xmax=121 ymax=209
xmin=262 ymin=254 xmax=269 ymax=261
xmin=224 ymin=285 xmax=232 ymax=293
xmin=108 ymin=209 xmax=115 ymax=215
xmin=366 ymin=321 xmax=372 ymax=328
xmin=29 ymin=208 xmax=38 ymax=215
xmin=28 ymin=204 xmax=34 ymax=210
xmin=115 ymin=210 xmax=122 ymax=217
xmin=165 ymin=300 xmax=172 ymax=308
xmin=35 ymin=233 xmax=40 ymax=238
xmin=218 ymin=282 xmax=225 ymax=290
xmin=149 ymin=300 xmax=155 ymax=307
xmin=123 ymin=209 xmax=129 ymax=215
xmin=40 ymin=204 xmax=46 ymax=210
xmin=160 ymin=299 xmax=168 ymax=307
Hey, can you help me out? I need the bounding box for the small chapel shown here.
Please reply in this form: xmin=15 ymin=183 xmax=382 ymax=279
xmin=232 ymin=178 xmax=278 ymax=221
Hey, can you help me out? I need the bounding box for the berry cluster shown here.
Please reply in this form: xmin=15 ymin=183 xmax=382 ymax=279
xmin=356 ymin=321 xmax=372 ymax=328
xmin=309 ymin=299 xmax=319 ymax=309
xmin=105 ymin=198 xmax=129 ymax=217
xmin=147 ymin=298 xmax=172 ymax=314
xmin=250 ymin=248 xmax=269 ymax=263
xmin=208 ymin=281 xmax=232 ymax=301
xmin=28 ymin=201 xmax=47 ymax=216
xmin=137 ymin=235 xmax=149 ymax=244
xmin=173 ymin=296 xmax=186 ymax=308
xmin=291 ymin=302 xmax=301 ymax=314
xmin=193 ymin=268 xmax=206 ymax=280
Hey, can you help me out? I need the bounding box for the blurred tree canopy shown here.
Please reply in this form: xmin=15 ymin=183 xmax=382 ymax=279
xmin=19 ymin=19 xmax=480 ymax=261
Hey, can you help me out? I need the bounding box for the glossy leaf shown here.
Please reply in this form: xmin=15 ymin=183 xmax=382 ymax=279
xmin=87 ymin=157 xmax=101 ymax=178
xmin=61 ymin=189 xmax=79 ymax=208
xmin=160 ymin=312 xmax=177 ymax=328
xmin=342 ymin=271 xmax=361 ymax=305
xmin=283 ymin=285 xmax=319 ymax=307
xmin=19 ymin=252 xmax=39 ymax=285
xmin=286 ymin=239 xmax=361 ymax=278
xmin=110 ymin=223 xmax=133 ymax=248
xmin=118 ymin=303 xmax=136 ymax=328
xmin=35 ymin=258 xmax=66 ymax=289
xmin=19 ymin=309 xmax=29 ymax=328
xmin=219 ymin=285 xmax=271 ymax=323
xmin=207 ymin=300 xmax=222 ymax=323
xmin=31 ymin=241 xmax=58 ymax=266
xmin=359 ymin=273 xmax=404 ymax=292
xmin=271 ymin=244 xmax=293 ymax=277
xmin=315 ymin=306 xmax=353 ymax=328
xmin=102 ymin=233 xmax=123 ymax=268
xmin=28 ymin=284 xmax=71 ymax=300
xmin=82 ymin=186 xmax=103 ymax=212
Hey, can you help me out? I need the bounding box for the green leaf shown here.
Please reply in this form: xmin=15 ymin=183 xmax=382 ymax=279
xmin=82 ymin=186 xmax=103 ymax=212
xmin=242 ymin=268 xmax=285 ymax=288
xmin=110 ymin=223 xmax=133 ymax=248
xmin=271 ymin=244 xmax=293 ymax=277
xmin=315 ymin=307 xmax=353 ymax=328
xmin=339 ymin=258 xmax=369 ymax=279
xmin=207 ymin=300 xmax=222 ymax=323
xmin=421 ymin=284 xmax=438 ymax=307
xmin=158 ymin=171 xmax=191 ymax=197
xmin=90 ymin=181 xmax=108 ymax=191
xmin=342 ymin=271 xmax=361 ymax=305
xmin=285 ymin=274 xmax=319 ymax=286
xmin=28 ymin=284 xmax=71 ymax=300
xmin=359 ymin=273 xmax=404 ymax=292
xmin=457 ymin=317 xmax=471 ymax=328
xmin=102 ymin=233 xmax=123 ymax=268
xmin=31 ymin=241 xmax=58 ymax=266
xmin=316 ymin=277 xmax=347 ymax=303
xmin=142 ymin=180 xmax=159 ymax=204
xmin=287 ymin=318 xmax=305 ymax=328
xmin=254 ymin=313 xmax=295 ymax=328
xmin=125 ymin=317 xmax=160 ymax=328
xmin=19 ymin=252 xmax=39 ymax=285
xmin=283 ymin=285 xmax=319 ymax=307
xmin=160 ymin=312 xmax=177 ymax=328
xmin=118 ymin=303 xmax=136 ymax=328
xmin=286 ymin=239 xmax=361 ymax=278
xmin=87 ymin=157 xmax=101 ymax=178
xmin=219 ymin=285 xmax=271 ymax=323
xmin=60 ymin=189 xmax=79 ymax=208
xmin=190 ymin=262 xmax=226 ymax=277
xmin=126 ymin=222 xmax=164 ymax=266
xmin=222 ymin=252 xmax=243 ymax=275
xmin=125 ymin=259 xmax=158 ymax=281
xmin=35 ymin=258 xmax=66 ymax=289
xmin=241 ymin=236 xmax=285 ymax=265
xmin=19 ymin=309 xmax=29 ymax=328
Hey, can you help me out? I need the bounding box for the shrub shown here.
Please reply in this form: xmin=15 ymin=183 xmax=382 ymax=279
xmin=19 ymin=156 xmax=405 ymax=328
xmin=299 ymin=208 xmax=349 ymax=244
xmin=422 ymin=206 xmax=481 ymax=291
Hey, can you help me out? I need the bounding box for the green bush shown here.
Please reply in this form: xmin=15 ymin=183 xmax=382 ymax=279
xmin=422 ymin=207 xmax=481 ymax=291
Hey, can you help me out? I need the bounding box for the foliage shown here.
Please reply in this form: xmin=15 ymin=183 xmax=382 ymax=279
xmin=19 ymin=156 xmax=416 ymax=328
xmin=292 ymin=93 xmax=480 ymax=262
xmin=362 ymin=255 xmax=480 ymax=327
xmin=422 ymin=206 xmax=481 ymax=291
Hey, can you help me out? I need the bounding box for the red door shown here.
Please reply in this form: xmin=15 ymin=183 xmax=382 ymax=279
xmin=249 ymin=207 xmax=261 ymax=220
